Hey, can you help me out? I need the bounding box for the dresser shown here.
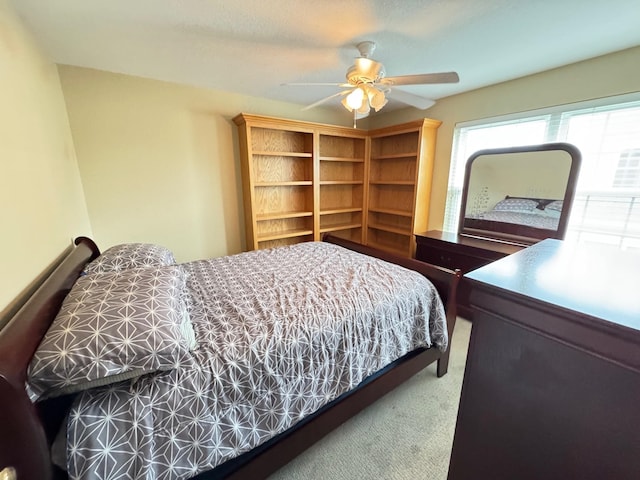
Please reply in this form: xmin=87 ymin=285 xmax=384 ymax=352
xmin=414 ymin=230 xmax=523 ymax=318
xmin=447 ymin=239 xmax=640 ymax=480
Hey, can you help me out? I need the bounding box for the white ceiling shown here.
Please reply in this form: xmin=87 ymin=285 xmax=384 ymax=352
xmin=10 ymin=0 xmax=640 ymax=113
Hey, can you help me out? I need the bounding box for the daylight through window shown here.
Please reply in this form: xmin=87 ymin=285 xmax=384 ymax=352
xmin=444 ymin=96 xmax=640 ymax=250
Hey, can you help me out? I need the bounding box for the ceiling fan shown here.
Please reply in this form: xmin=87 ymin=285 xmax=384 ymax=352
xmin=284 ymin=41 xmax=459 ymax=120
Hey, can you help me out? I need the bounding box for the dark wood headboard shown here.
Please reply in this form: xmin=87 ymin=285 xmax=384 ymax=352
xmin=0 ymin=237 xmax=99 ymax=480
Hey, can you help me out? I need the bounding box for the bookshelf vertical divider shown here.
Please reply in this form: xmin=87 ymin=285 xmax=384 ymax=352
xmin=312 ymin=129 xmax=321 ymax=242
xmin=233 ymin=114 xmax=441 ymax=257
xmin=362 ymin=135 xmax=372 ymax=247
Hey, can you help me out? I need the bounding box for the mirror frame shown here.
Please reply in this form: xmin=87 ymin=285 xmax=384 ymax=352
xmin=458 ymin=142 xmax=582 ymax=246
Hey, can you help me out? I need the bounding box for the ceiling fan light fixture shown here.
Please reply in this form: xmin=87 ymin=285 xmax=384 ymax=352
xmin=345 ymin=87 xmax=365 ymax=110
xmin=356 ymin=98 xmax=370 ymax=115
xmin=290 ymin=41 xmax=456 ymax=117
xmin=352 ymin=58 xmax=385 ymax=82
xmin=366 ymin=85 xmax=387 ymax=111
xmin=341 ymin=96 xmax=353 ymax=112
xmin=342 ymin=84 xmax=386 ymax=116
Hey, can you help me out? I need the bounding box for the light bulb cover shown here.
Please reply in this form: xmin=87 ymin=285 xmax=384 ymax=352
xmin=356 ymin=98 xmax=370 ymax=115
xmin=342 ymin=84 xmax=388 ymax=117
xmin=345 ymin=87 xmax=365 ymax=109
xmin=367 ymin=86 xmax=387 ymax=111
xmin=341 ymin=97 xmax=353 ymax=112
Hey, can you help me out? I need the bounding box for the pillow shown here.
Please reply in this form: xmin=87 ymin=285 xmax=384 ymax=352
xmin=27 ymin=265 xmax=194 ymax=400
xmin=546 ymin=200 xmax=563 ymax=212
xmin=492 ymin=197 xmax=538 ymax=213
xmin=83 ymin=242 xmax=176 ymax=275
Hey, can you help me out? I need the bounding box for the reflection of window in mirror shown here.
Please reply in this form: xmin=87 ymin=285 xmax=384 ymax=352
xmin=613 ymin=149 xmax=640 ymax=188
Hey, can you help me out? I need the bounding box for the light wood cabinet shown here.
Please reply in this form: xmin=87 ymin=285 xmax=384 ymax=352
xmin=367 ymin=119 xmax=441 ymax=257
xmin=318 ymin=133 xmax=368 ymax=244
xmin=233 ymin=114 xmax=440 ymax=256
xmin=233 ymin=118 xmax=314 ymax=250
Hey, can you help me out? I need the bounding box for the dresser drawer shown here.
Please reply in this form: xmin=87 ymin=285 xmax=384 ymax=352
xmin=416 ymin=244 xmax=495 ymax=273
xmin=415 ymin=231 xmax=524 ymax=319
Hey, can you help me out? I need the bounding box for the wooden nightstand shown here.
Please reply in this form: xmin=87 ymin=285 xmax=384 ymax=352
xmin=414 ymin=230 xmax=523 ymax=318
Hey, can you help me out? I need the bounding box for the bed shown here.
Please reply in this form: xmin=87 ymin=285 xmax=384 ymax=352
xmin=464 ymin=196 xmax=563 ymax=241
xmin=0 ymin=234 xmax=460 ymax=480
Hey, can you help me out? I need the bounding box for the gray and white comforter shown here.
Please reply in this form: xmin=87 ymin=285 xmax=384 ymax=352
xmin=63 ymin=242 xmax=447 ymax=480
xmin=466 ymin=209 xmax=559 ymax=229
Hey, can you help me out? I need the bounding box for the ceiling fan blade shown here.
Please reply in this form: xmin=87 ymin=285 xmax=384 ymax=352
xmin=382 ymin=71 xmax=459 ymax=86
xmin=387 ymin=89 xmax=436 ymax=110
xmin=282 ymin=82 xmax=351 ymax=87
xmin=301 ymin=89 xmax=352 ymax=110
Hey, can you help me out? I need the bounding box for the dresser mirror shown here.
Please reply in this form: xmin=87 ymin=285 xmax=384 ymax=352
xmin=458 ymin=143 xmax=581 ymax=245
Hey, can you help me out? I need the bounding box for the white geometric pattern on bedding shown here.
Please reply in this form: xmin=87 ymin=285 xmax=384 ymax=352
xmin=82 ymin=242 xmax=176 ymax=275
xmin=466 ymin=209 xmax=560 ymax=229
xmin=63 ymin=242 xmax=447 ymax=480
xmin=27 ymin=266 xmax=193 ymax=400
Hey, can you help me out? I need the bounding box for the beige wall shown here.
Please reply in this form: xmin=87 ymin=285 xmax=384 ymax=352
xmin=59 ymin=45 xmax=640 ymax=261
xmin=371 ymin=46 xmax=640 ymax=230
xmin=0 ymin=1 xmax=91 ymax=314
xmin=59 ymin=66 xmax=351 ymax=262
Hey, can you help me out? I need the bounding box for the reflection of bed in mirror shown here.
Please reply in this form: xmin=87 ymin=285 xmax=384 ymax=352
xmin=459 ymin=143 xmax=581 ymax=245
xmin=416 ymin=142 xmax=581 ymax=319
xmin=464 ymin=196 xmax=564 ymax=240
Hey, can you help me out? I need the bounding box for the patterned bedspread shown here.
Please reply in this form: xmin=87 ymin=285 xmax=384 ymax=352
xmin=63 ymin=242 xmax=447 ymax=480
xmin=467 ymin=210 xmax=559 ymax=229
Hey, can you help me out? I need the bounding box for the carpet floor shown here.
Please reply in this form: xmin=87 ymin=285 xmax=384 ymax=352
xmin=269 ymin=317 xmax=472 ymax=480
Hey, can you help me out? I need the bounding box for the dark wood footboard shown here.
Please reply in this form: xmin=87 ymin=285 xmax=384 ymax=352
xmin=0 ymin=236 xmax=460 ymax=480
xmin=322 ymin=233 xmax=461 ymax=376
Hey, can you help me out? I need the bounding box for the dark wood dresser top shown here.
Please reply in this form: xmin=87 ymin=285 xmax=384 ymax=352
xmin=415 ymin=230 xmax=523 ymax=256
xmin=466 ymin=238 xmax=640 ymax=333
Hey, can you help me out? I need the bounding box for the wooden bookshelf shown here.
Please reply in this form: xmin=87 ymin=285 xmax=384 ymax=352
xmin=367 ymin=119 xmax=441 ymax=256
xmin=234 ymin=114 xmax=440 ymax=255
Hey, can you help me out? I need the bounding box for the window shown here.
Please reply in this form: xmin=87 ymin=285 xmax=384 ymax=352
xmin=444 ymin=95 xmax=640 ymax=250
xmin=613 ymin=149 xmax=640 ymax=189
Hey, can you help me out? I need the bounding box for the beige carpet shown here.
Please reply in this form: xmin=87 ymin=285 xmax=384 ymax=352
xmin=269 ymin=317 xmax=472 ymax=480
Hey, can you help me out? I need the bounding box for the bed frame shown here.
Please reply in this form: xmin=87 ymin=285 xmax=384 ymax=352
xmin=0 ymin=235 xmax=460 ymax=480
